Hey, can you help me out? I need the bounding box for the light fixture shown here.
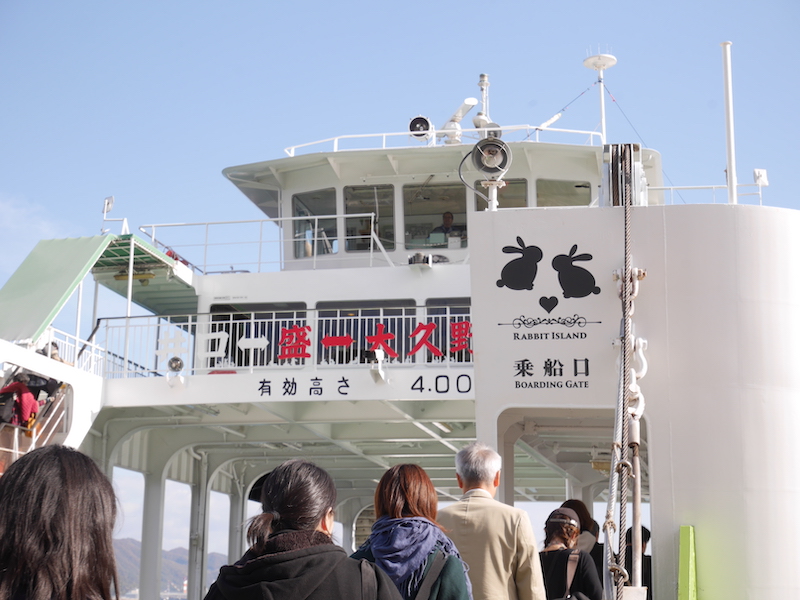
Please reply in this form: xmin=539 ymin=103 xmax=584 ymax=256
xmin=471 ymin=138 xmax=513 ymax=211
xmin=472 ymin=138 xmax=512 ymax=175
xmin=114 ymin=271 xmax=155 ymax=281
xmin=409 ymin=116 xmax=433 ymax=140
xmin=114 ymin=270 xmax=156 ymax=286
xmin=590 ymin=460 xmax=612 ymax=475
xmin=370 ymin=349 xmax=387 ymax=383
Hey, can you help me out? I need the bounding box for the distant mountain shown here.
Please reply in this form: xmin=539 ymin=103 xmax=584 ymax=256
xmin=113 ymin=538 xmax=228 ymax=595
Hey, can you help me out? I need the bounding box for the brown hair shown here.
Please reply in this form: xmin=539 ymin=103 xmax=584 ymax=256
xmin=374 ymin=464 xmax=439 ymax=526
xmin=0 ymin=445 xmax=119 ymax=600
xmin=561 ymin=499 xmax=597 ymax=535
xmin=544 ymin=509 xmax=581 ymax=548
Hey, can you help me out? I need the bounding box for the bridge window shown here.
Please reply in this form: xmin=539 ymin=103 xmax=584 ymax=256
xmin=474 ymin=178 xmax=528 ymax=210
xmin=536 ymin=179 xmax=592 ymax=207
xmin=293 ymin=188 xmax=337 ymax=258
xmin=403 ymin=181 xmax=467 ymax=249
xmin=344 ymin=185 xmax=395 ymax=251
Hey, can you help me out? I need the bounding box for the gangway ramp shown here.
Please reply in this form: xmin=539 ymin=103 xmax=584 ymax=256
xmin=0 ymin=235 xmax=197 ymax=346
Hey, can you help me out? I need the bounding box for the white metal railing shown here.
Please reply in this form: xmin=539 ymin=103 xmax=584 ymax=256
xmin=37 ymin=327 xmax=106 ymax=377
xmin=98 ymin=306 xmax=473 ymax=378
xmin=139 ymin=213 xmax=394 ymax=275
xmin=649 ymin=182 xmax=766 ymax=205
xmin=284 ymin=124 xmax=604 ymax=157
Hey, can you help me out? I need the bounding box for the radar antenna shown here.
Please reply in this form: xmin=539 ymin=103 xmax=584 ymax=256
xmin=583 ymin=53 xmax=617 ymax=144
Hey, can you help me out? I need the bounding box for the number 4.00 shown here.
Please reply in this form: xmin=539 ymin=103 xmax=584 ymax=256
xmin=410 ymin=375 xmax=471 ymax=394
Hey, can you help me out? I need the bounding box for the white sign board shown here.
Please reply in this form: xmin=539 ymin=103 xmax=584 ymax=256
xmin=469 ymin=207 xmax=623 ymax=408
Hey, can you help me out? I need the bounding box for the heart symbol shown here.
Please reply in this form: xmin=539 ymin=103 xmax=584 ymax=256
xmin=539 ymin=296 xmax=558 ymax=313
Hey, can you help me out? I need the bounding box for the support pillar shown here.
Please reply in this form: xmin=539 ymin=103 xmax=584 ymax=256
xmin=499 ymin=421 xmax=523 ymax=505
xmin=140 ymin=469 xmax=166 ymax=600
xmin=228 ymin=485 xmax=246 ymax=562
xmin=335 ymin=495 xmax=370 ymax=553
xmin=187 ymin=452 xmax=209 ymax=600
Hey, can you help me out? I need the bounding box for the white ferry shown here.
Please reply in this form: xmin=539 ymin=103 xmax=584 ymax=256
xmin=0 ymin=46 xmax=793 ymax=600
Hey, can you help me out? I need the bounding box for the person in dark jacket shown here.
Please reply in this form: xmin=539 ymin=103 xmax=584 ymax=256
xmin=622 ymin=526 xmax=652 ymax=600
xmin=205 ymin=459 xmax=401 ymax=600
xmin=352 ymin=464 xmax=472 ymax=600
xmin=560 ymin=499 xmax=604 ymax=580
xmin=539 ymin=508 xmax=603 ymax=600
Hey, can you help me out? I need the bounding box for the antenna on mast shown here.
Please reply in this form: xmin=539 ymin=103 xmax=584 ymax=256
xmin=473 ymin=73 xmax=501 ymax=139
xmin=583 ymin=53 xmax=617 ymax=144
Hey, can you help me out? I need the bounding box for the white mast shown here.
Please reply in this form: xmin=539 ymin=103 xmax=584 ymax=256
xmin=583 ymin=53 xmax=617 ymax=144
xmin=721 ymin=41 xmax=738 ymax=204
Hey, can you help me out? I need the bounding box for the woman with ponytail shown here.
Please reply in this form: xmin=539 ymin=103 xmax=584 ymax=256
xmin=205 ymin=459 xmax=401 ymax=600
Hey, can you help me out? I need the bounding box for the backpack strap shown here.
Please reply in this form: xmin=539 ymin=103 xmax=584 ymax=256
xmin=360 ymin=559 xmax=377 ymax=600
xmin=415 ymin=549 xmax=447 ymax=600
xmin=565 ymin=549 xmax=579 ymax=595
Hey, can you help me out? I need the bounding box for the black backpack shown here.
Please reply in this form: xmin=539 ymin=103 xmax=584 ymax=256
xmin=0 ymin=392 xmax=15 ymax=423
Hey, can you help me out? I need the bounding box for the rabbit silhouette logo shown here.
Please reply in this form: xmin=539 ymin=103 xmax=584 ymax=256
xmin=496 ymin=237 xmax=543 ymax=290
xmin=497 ymin=241 xmax=601 ymax=310
xmin=552 ymin=244 xmax=601 ymax=298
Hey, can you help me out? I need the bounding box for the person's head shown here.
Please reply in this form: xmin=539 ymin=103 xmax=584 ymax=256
xmin=544 ymin=507 xmax=581 ymax=548
xmin=13 ymin=372 xmax=30 ymax=385
xmin=0 ymin=445 xmax=119 ymax=600
xmin=625 ymin=526 xmax=651 ymax=551
xmin=454 ymin=441 xmax=502 ymax=491
xmin=374 ymin=464 xmax=439 ymax=525
xmin=247 ymin=459 xmax=337 ymax=553
xmin=561 ymin=499 xmax=598 ymax=536
xmin=442 ymin=212 xmax=454 ymax=226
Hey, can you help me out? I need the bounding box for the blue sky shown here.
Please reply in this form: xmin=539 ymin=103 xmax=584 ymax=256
xmin=1 ymin=0 xmax=797 ymax=288
xmin=1 ymin=0 xmax=796 ymax=555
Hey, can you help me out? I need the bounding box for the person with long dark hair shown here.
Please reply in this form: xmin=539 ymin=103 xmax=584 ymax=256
xmin=0 ymin=445 xmax=119 ymax=600
xmin=539 ymin=508 xmax=603 ymax=600
xmin=205 ymin=459 xmax=401 ymax=600
xmin=352 ymin=464 xmax=472 ymax=600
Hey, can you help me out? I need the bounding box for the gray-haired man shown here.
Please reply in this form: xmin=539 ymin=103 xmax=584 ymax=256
xmin=438 ymin=442 xmax=547 ymax=600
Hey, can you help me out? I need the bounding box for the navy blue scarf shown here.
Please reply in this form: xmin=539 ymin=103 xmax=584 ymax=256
xmin=359 ymin=516 xmax=472 ymax=600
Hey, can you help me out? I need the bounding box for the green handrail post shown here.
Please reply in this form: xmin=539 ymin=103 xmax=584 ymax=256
xmin=679 ymin=525 xmax=697 ymax=600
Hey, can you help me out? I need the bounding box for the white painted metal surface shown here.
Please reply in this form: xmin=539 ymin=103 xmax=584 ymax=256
xmin=470 ymin=203 xmax=800 ymax=599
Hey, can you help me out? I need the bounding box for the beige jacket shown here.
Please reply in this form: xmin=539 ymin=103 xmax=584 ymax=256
xmin=438 ymin=489 xmax=546 ymax=600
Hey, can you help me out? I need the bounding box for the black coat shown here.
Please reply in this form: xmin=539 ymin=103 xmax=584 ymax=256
xmin=205 ymin=531 xmax=402 ymax=600
xmin=540 ymin=548 xmax=603 ymax=600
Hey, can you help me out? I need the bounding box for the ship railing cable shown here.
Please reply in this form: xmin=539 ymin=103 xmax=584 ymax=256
xmin=618 ymin=143 xmax=632 ymax=600
xmin=603 ymin=144 xmax=649 ymax=600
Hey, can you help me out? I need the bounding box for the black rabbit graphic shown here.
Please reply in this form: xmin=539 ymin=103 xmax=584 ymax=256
xmin=552 ymin=244 xmax=601 ymax=298
xmin=496 ymin=237 xmax=543 ymax=290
